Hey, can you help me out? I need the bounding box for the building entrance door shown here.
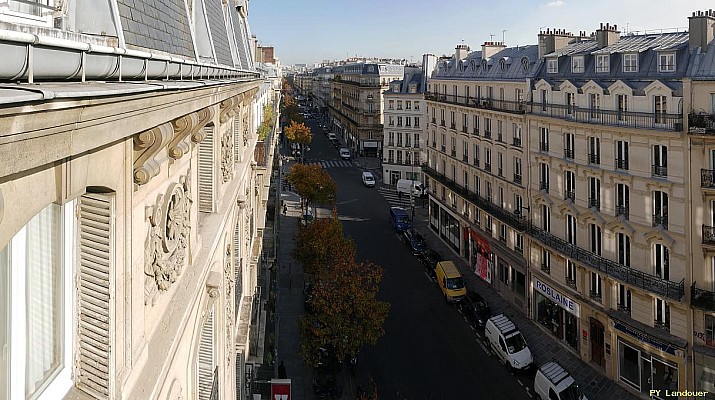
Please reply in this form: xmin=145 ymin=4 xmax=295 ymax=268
xmin=590 ymin=318 xmax=605 ymax=367
xmin=390 ymin=171 xmax=400 ymax=185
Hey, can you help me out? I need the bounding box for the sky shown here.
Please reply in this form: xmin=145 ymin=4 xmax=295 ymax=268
xmin=247 ymin=0 xmax=715 ymax=66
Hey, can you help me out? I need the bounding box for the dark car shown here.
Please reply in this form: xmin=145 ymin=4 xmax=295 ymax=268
xmin=402 ymin=229 xmax=426 ymax=255
xmin=418 ymin=248 xmax=443 ymax=279
xmin=460 ymin=291 xmax=492 ymax=329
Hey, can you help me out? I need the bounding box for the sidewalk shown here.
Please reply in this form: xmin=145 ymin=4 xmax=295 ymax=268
xmin=409 ymin=205 xmax=638 ymax=400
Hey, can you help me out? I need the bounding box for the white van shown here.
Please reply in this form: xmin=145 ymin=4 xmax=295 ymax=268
xmin=396 ymin=179 xmax=426 ymax=197
xmin=484 ymin=314 xmax=533 ymax=371
xmin=361 ymin=171 xmax=376 ymax=187
xmin=534 ymin=361 xmax=588 ymax=400
xmin=339 ymin=147 xmax=351 ymax=160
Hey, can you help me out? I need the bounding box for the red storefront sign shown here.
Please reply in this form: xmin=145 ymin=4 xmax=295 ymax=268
xmin=271 ymin=379 xmax=291 ymax=400
xmin=464 ymin=227 xmax=493 ymax=283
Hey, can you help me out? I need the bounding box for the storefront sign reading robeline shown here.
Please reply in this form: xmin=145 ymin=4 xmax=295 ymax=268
xmin=535 ymin=278 xmax=580 ymax=317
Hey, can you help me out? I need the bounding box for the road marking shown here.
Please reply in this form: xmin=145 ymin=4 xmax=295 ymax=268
xmin=478 ymin=341 xmax=490 ymax=354
xmin=518 ymin=380 xmax=524 ymax=387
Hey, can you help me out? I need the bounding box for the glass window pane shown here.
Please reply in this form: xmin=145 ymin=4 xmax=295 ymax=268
xmin=1 ymin=245 xmax=8 ymax=399
xmin=25 ymin=204 xmax=62 ymax=397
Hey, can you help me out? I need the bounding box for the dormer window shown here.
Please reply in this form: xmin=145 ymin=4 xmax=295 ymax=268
xmin=595 ymin=54 xmax=610 ymax=73
xmin=658 ymin=52 xmax=676 ymax=72
xmin=547 ymin=58 xmax=558 ymax=74
xmin=571 ymin=56 xmax=584 ymax=73
xmin=623 ymin=53 xmax=638 ymax=73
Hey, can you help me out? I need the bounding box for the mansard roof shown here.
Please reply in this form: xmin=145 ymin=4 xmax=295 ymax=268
xmin=431 ymin=45 xmax=539 ymax=81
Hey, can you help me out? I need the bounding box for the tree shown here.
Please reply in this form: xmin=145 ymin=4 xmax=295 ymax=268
xmin=286 ymin=163 xmax=335 ymax=214
xmin=293 ymin=215 xmax=355 ymax=277
xmin=283 ymin=120 xmax=312 ymax=146
xmin=299 ymin=257 xmax=390 ymax=366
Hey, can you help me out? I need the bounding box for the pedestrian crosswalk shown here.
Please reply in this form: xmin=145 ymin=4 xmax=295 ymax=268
xmin=305 ymin=160 xmax=355 ymax=169
xmin=377 ymin=186 xmax=418 ymax=209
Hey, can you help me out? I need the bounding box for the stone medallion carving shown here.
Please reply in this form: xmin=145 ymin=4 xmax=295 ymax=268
xmin=144 ymin=169 xmax=193 ymax=305
xmin=225 ymin=242 xmax=234 ymax=364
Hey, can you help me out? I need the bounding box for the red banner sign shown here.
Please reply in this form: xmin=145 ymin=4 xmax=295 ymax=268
xmin=464 ymin=227 xmax=493 ymax=283
xmin=271 ymin=379 xmax=291 ymax=400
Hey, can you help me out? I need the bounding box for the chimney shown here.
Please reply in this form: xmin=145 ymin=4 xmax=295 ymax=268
xmin=455 ymin=43 xmax=470 ymax=61
xmin=596 ymin=23 xmax=620 ymax=49
xmin=422 ymin=53 xmax=437 ymax=90
xmin=689 ymin=9 xmax=715 ymax=52
xmin=538 ymin=28 xmax=575 ymax=58
xmin=481 ymin=41 xmax=506 ymax=59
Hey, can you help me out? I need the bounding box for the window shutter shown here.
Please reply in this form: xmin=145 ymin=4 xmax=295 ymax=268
xmin=198 ymin=306 xmax=215 ymax=400
xmin=77 ymin=193 xmax=114 ymax=398
xmin=233 ymin=116 xmax=242 ymax=162
xmin=198 ymin=126 xmax=215 ymax=213
xmin=234 ymin=219 xmax=242 ymax=319
xmin=235 ymin=350 xmax=244 ymax=400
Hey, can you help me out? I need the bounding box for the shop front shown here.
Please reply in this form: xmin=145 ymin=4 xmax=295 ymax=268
xmin=429 ymin=198 xmax=460 ymax=252
xmin=464 ymin=227 xmax=493 ymax=284
xmin=610 ymin=315 xmax=687 ymax=399
xmin=361 ymin=140 xmax=379 ymax=157
xmin=533 ymin=277 xmax=580 ymax=352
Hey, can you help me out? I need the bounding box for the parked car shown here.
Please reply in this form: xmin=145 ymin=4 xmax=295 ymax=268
xmin=534 ymin=361 xmax=588 ymax=400
xmin=402 ymin=229 xmax=426 ymax=255
xmin=339 ymin=147 xmax=351 ymax=160
xmin=436 ymin=261 xmax=466 ymax=303
xmin=460 ymin=291 xmax=492 ymax=329
xmin=485 ymin=314 xmax=533 ymax=372
xmin=389 ymin=207 xmax=411 ymax=233
xmin=361 ymin=171 xmax=376 ymax=187
xmin=418 ymin=248 xmax=443 ymax=279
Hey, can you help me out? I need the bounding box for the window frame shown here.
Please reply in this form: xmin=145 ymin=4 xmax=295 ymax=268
xmin=595 ymin=54 xmax=610 ymax=73
xmin=547 ymin=58 xmax=558 ymax=74
xmin=571 ymin=56 xmax=585 ymax=73
xmin=658 ymin=52 xmax=676 ymax=72
xmin=623 ymin=53 xmax=639 ymax=72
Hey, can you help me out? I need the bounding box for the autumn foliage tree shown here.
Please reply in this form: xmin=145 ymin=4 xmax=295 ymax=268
xmin=293 ymin=215 xmax=355 ymax=277
xmin=283 ymin=120 xmax=312 ymax=147
xmin=286 ymin=163 xmax=335 ymax=215
xmin=299 ymin=257 xmax=390 ymax=366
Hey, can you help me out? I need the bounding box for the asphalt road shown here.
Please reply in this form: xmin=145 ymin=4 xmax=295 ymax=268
xmin=299 ymin=111 xmax=532 ymax=400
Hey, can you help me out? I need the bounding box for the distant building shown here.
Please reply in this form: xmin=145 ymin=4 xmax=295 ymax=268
xmin=425 ymin=10 xmax=715 ymax=396
xmin=382 ymin=55 xmax=435 ymax=184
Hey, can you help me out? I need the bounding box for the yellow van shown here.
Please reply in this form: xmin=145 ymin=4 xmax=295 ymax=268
xmin=436 ymin=261 xmax=466 ymax=302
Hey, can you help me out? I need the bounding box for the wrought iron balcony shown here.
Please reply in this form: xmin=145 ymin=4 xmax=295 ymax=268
xmin=701 ymin=169 xmax=715 ymax=188
xmin=513 ymin=174 xmax=522 ymax=185
xmin=565 ymin=190 xmax=575 ymax=201
xmin=540 ymin=181 xmax=549 ymax=193
xmin=703 ymin=225 xmax=715 ymax=245
xmin=652 ymin=214 xmax=668 ymax=229
xmin=617 ymin=303 xmax=631 ymax=316
xmin=616 ymin=205 xmax=629 ymax=219
xmin=615 ymin=158 xmax=629 ymax=170
xmin=440 ymin=120 xmax=445 ymax=126
xmin=424 ymin=93 xmax=527 ymax=114
xmin=652 ymin=165 xmax=668 ymax=178
xmin=692 ymin=282 xmax=715 ymax=311
xmin=462 ymin=154 xmax=469 ymax=162
xmin=566 ymin=277 xmax=577 ymax=289
xmin=473 ymin=128 xmax=480 ymax=136
xmin=541 ymin=263 xmax=550 ymax=274
xmin=462 ymin=126 xmax=468 ymax=133
xmin=688 ymin=112 xmax=715 ymax=134
xmin=431 ymin=117 xmax=436 ymax=123
xmin=588 ymin=153 xmax=600 ymax=165
xmin=512 ymin=137 xmax=522 ymax=147
xmin=473 ymin=158 xmax=480 ymax=167
xmin=484 ymin=163 xmax=492 ymax=172
xmin=451 ymin=149 xmax=456 ymax=157
xmin=528 ymin=225 xmax=684 ymax=300
xmin=450 ymin=122 xmax=456 ymax=129
xmin=483 ymin=130 xmax=492 ymax=139
xmin=589 ymin=198 xmax=600 ymax=210
xmin=530 ymin=101 xmax=682 ymax=131
xmin=589 ymin=290 xmax=602 ymax=302
xmin=422 ymin=164 xmax=528 ymax=231
xmin=564 ymin=148 xmax=575 ymax=160
xmin=540 ymin=142 xmax=549 ymax=152
xmin=654 ymin=320 xmax=670 ymax=332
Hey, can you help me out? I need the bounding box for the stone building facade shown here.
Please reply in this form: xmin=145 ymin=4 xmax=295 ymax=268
xmin=0 ymin=1 xmax=278 ymax=400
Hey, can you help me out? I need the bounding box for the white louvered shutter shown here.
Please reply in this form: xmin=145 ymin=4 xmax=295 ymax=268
xmin=77 ymin=193 xmax=114 ymax=398
xmin=234 ymin=115 xmax=242 ymax=162
xmin=235 ymin=350 xmax=244 ymax=400
xmin=198 ymin=125 xmax=215 ymax=213
xmin=198 ymin=306 xmax=215 ymax=400
xmin=234 ymin=218 xmax=242 ymax=319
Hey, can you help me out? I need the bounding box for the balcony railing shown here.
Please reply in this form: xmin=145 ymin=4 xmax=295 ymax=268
xmin=654 ymin=320 xmax=670 ymax=332
xmin=425 ymin=93 xmax=527 ymax=114
xmin=688 ymin=112 xmax=715 ymax=134
xmin=540 ymin=142 xmax=549 ymax=152
xmin=440 ymin=120 xmax=446 ymax=126
xmin=652 ymin=214 xmax=668 ymax=229
xmin=473 ymin=128 xmax=480 ymax=136
xmin=462 ymin=127 xmax=468 ymax=133
xmin=462 ymin=154 xmax=469 ymax=162
xmin=589 ymin=198 xmax=600 ymax=210
xmin=473 ymin=158 xmax=480 ymax=167
xmin=588 ymin=153 xmax=600 ymax=165
xmin=703 ymin=225 xmax=715 ymax=245
xmin=616 ymin=204 xmax=629 ymax=219
xmin=512 ymin=137 xmax=522 ymax=147
xmin=565 ymin=190 xmax=575 ymax=201
xmin=423 ymin=164 xmax=528 ymax=231
xmin=692 ymin=282 xmax=715 ymax=311
xmin=451 ymin=149 xmax=456 ymax=157
xmin=617 ymin=303 xmax=631 ymax=316
xmin=615 ymin=158 xmax=629 ymax=170
xmin=513 ymin=174 xmax=522 ymax=185
xmin=450 ymin=122 xmax=456 ymax=129
xmin=652 ymin=165 xmax=668 ymax=177
xmin=540 ymin=182 xmax=549 ymax=193
xmin=566 ymin=277 xmax=577 ymax=289
xmin=528 ymin=225 xmax=684 ymax=300
xmin=483 ymin=131 xmax=492 ymax=139
xmin=530 ymin=102 xmax=682 ymax=131
xmin=701 ymin=169 xmax=715 ymax=188
xmin=564 ymin=148 xmax=575 ymax=160
xmin=589 ymin=290 xmax=602 ymax=302
xmin=484 ymin=163 xmax=492 ymax=172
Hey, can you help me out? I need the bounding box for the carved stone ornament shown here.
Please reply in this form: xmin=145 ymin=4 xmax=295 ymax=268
xmin=221 ymin=125 xmax=234 ymax=182
xmin=133 ymin=122 xmax=174 ymax=185
xmin=144 ymin=169 xmax=193 ymax=305
xmin=219 ymin=97 xmax=237 ymax=124
xmin=225 ymin=243 xmax=234 ymax=364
